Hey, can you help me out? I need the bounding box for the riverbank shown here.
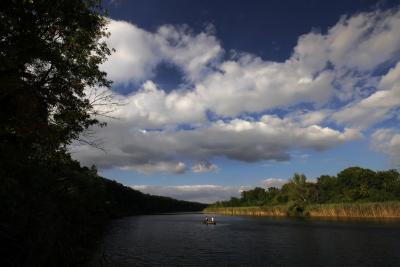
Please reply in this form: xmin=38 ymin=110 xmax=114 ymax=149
xmin=204 ymin=201 xmax=400 ymax=218
xmin=204 ymin=205 xmax=287 ymax=216
xmin=1 ymin=158 xmax=207 ymax=266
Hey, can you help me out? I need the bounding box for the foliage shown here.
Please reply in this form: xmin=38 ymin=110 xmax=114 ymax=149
xmin=1 ymin=154 xmax=206 ymax=266
xmin=0 ymin=1 xmax=207 ymax=266
xmin=212 ymin=167 xmax=400 ymax=215
xmin=0 ymin=0 xmax=111 ymax=162
xmin=0 ymin=1 xmax=112 ymax=264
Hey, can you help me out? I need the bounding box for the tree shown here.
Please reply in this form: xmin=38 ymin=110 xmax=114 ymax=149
xmin=0 ymin=2 xmax=114 ymax=265
xmin=283 ymin=173 xmax=310 ymax=215
xmin=316 ymin=175 xmax=340 ymax=203
xmin=337 ymin=167 xmax=376 ymax=201
xmin=265 ymin=187 xmax=281 ymax=205
xmin=241 ymin=187 xmax=266 ymax=205
xmin=0 ymin=0 xmax=112 ymax=163
xmin=286 ymin=173 xmax=308 ymax=203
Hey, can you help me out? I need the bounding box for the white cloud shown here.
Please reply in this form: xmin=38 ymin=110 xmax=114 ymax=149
xmin=326 ymin=9 xmax=400 ymax=72
xmin=332 ymin=62 xmax=400 ymax=128
xmin=261 ymin=178 xmax=288 ymax=188
xmin=155 ymin=24 xmax=223 ymax=81
xmin=191 ymin=160 xmax=218 ymax=173
xmin=101 ymin=20 xmax=222 ymax=85
xmin=371 ymin=128 xmax=400 ymax=166
xmin=72 ymin=115 xmax=361 ymax=173
xmin=287 ymin=109 xmax=332 ymax=127
xmin=101 ymin=20 xmax=161 ymax=84
xmin=122 ymin=161 xmax=187 ymax=174
xmin=72 ymin=8 xmax=400 ymax=173
xmin=194 ymin=55 xmax=334 ymax=116
xmin=131 ymin=184 xmax=248 ymax=203
xmin=292 ymin=9 xmax=400 ymax=102
xmin=101 ymin=9 xmax=400 ymax=125
xmin=111 ymin=80 xmax=206 ymax=128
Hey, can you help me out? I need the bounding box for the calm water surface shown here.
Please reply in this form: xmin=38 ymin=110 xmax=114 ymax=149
xmin=94 ymin=213 xmax=400 ymax=267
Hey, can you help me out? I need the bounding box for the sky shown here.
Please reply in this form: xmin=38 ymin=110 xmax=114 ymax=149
xmin=71 ymin=0 xmax=400 ymax=203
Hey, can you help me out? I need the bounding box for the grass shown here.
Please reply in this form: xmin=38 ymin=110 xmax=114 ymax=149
xmin=204 ymin=205 xmax=287 ymax=216
xmin=205 ymin=201 xmax=400 ymax=218
xmin=306 ymin=201 xmax=400 ymax=218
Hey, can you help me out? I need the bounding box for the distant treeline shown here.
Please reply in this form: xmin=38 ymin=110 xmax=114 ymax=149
xmin=1 ymin=154 xmax=206 ymax=266
xmin=211 ymin=167 xmax=400 ymax=216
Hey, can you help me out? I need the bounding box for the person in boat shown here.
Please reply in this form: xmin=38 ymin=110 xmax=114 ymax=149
xmin=211 ymin=216 xmax=214 ymax=222
xmin=205 ymin=216 xmax=209 ymax=222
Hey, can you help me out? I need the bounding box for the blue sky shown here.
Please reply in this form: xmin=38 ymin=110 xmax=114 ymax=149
xmin=72 ymin=0 xmax=400 ymax=203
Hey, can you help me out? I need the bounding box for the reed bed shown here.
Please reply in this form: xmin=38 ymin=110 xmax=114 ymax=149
xmin=205 ymin=202 xmax=400 ymax=218
xmin=306 ymin=201 xmax=400 ymax=218
xmin=204 ymin=206 xmax=287 ymax=216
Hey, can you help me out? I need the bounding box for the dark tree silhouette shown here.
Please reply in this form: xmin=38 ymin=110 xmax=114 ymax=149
xmin=0 ymin=2 xmax=206 ymax=266
xmin=0 ymin=0 xmax=111 ymax=162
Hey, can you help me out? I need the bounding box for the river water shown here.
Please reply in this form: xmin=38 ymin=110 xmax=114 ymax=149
xmin=93 ymin=213 xmax=400 ymax=266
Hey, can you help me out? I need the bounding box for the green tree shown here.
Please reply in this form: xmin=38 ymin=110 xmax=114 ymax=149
xmin=241 ymin=187 xmax=266 ymax=205
xmin=264 ymin=187 xmax=281 ymax=205
xmin=372 ymin=169 xmax=400 ymax=201
xmin=286 ymin=173 xmax=308 ymax=203
xmin=283 ymin=173 xmax=310 ymax=215
xmin=337 ymin=167 xmax=376 ymax=201
xmin=0 ymin=0 xmax=112 ymax=163
xmin=316 ymin=175 xmax=340 ymax=203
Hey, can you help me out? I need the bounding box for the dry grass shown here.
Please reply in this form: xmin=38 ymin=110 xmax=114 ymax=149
xmin=306 ymin=201 xmax=400 ymax=218
xmin=205 ymin=202 xmax=400 ymax=218
xmin=204 ymin=206 xmax=287 ymax=216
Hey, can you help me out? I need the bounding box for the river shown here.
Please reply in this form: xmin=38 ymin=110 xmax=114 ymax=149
xmin=92 ymin=213 xmax=400 ymax=266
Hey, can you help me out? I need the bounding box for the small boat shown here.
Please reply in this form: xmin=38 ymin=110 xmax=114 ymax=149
xmin=203 ymin=220 xmax=216 ymax=225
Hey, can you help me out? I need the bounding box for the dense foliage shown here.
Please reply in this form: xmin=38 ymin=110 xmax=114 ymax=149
xmin=1 ymin=0 xmax=111 ymax=160
xmin=1 ymin=154 xmax=206 ymax=266
xmin=0 ymin=1 xmax=206 ymax=266
xmin=212 ymin=167 xmax=400 ymax=215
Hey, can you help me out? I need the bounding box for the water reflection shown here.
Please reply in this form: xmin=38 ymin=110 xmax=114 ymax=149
xmin=92 ymin=213 xmax=400 ymax=267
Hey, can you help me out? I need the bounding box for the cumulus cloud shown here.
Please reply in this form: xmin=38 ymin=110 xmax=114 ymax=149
xmin=287 ymin=109 xmax=332 ymax=127
xmin=122 ymin=161 xmax=187 ymax=175
xmin=110 ymin=80 xmax=206 ymax=128
xmin=326 ymin=9 xmax=400 ymax=72
xmin=332 ymin=62 xmax=400 ymax=128
xmin=156 ymin=24 xmax=223 ymax=81
xmin=71 ymin=7 xmax=400 ymax=173
xmin=102 ymin=9 xmax=400 ymax=124
xmin=194 ymin=55 xmax=334 ymax=116
xmin=72 ymin=115 xmax=361 ymax=173
xmin=191 ymin=160 xmax=218 ymax=173
xmin=371 ymin=128 xmax=400 ymax=166
xmin=101 ymin=20 xmax=222 ymax=85
xmin=261 ymin=178 xmax=288 ymax=188
xmin=131 ymin=184 xmax=249 ymax=203
xmin=101 ymin=20 xmax=161 ymax=84
xmin=106 ymin=8 xmax=400 ymax=126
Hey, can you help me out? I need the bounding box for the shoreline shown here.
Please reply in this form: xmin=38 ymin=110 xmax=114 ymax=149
xmin=204 ymin=201 xmax=400 ymax=219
